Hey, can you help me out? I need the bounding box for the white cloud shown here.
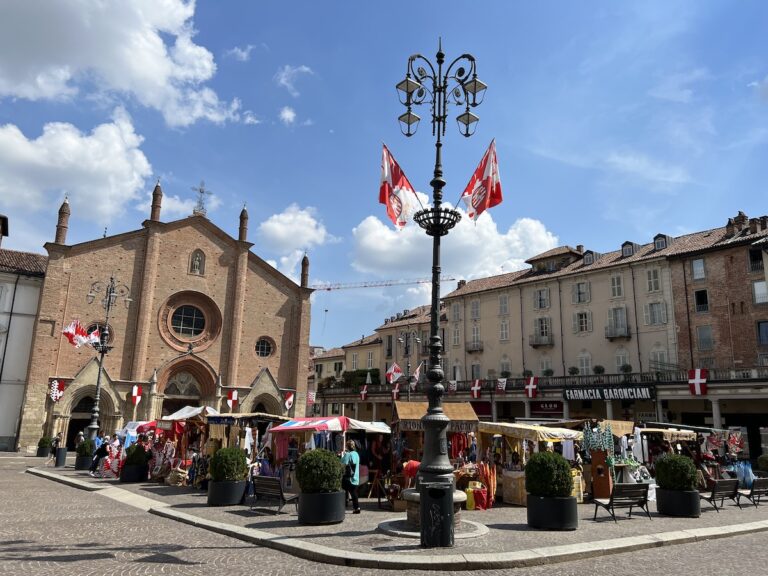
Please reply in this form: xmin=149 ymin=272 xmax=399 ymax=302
xmin=648 ymin=68 xmax=711 ymax=103
xmin=605 ymin=152 xmax=690 ymax=184
xmin=257 ymin=203 xmax=337 ymax=256
xmin=0 ymin=107 xmax=151 ymax=233
xmin=279 ymin=106 xmax=297 ymax=125
xmin=225 ymin=44 xmax=255 ymax=62
xmin=351 ymin=211 xmax=558 ymax=281
xmin=243 ymin=111 xmax=261 ymax=125
xmin=274 ymin=64 xmax=313 ymax=97
xmin=0 ymin=0 xmax=237 ymax=127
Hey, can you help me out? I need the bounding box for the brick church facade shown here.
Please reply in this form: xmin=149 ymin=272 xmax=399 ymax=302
xmin=17 ymin=185 xmax=311 ymax=452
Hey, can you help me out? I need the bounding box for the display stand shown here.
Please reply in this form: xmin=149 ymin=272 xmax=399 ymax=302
xmin=591 ymin=449 xmax=613 ymax=499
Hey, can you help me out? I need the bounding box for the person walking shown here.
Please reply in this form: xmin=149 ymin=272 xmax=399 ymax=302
xmin=341 ymin=440 xmax=361 ymax=514
xmin=46 ymin=433 xmax=62 ymax=466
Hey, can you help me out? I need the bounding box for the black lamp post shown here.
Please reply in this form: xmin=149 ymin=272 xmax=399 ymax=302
xmin=395 ymin=40 xmax=486 ymax=548
xmin=397 ymin=330 xmax=420 ymax=401
xmin=85 ymin=276 xmax=131 ymax=441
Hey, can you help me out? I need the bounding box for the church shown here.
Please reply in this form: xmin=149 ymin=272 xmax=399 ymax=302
xmin=17 ymin=184 xmax=312 ymax=453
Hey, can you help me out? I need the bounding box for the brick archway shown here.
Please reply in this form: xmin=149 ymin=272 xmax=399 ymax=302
xmin=157 ymin=356 xmax=217 ymax=398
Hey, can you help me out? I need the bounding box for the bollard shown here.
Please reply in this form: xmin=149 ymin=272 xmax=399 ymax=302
xmin=419 ymin=480 xmax=454 ymax=548
xmin=54 ymin=447 xmax=68 ymax=468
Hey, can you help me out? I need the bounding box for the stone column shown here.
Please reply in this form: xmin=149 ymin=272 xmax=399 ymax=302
xmin=711 ymin=398 xmax=722 ymax=430
xmin=562 ymin=401 xmax=570 ymax=420
xmin=372 ymin=402 xmax=378 ymax=421
xmin=524 ymin=400 xmax=531 ymax=418
xmin=605 ymin=400 xmax=614 ymax=420
xmin=354 ymin=402 xmax=359 ymax=419
xmin=491 ymin=398 xmax=498 ymax=422
xmin=656 ymin=397 xmax=665 ymax=422
xmin=131 ymin=225 xmax=161 ymax=381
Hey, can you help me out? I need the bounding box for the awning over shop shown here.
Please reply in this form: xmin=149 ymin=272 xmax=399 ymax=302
xmin=478 ymin=421 xmax=583 ymax=442
xmin=557 ymin=419 xmax=636 ymax=438
xmin=206 ymin=412 xmax=290 ymax=426
xmin=270 ymin=416 xmax=391 ymax=434
xmin=163 ymin=405 xmax=220 ymax=421
xmin=637 ymin=427 xmax=697 ymax=441
xmin=393 ymin=401 xmax=479 ymax=433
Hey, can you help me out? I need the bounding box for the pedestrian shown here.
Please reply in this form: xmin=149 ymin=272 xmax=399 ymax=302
xmin=74 ymin=431 xmax=85 ymax=451
xmin=46 ymin=433 xmax=62 ymax=466
xmin=341 ymin=440 xmax=361 ymax=514
xmin=89 ymin=437 xmax=109 ymax=476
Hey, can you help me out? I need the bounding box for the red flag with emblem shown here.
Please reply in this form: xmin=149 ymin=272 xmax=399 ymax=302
xmin=386 ymin=362 xmax=403 ymax=384
xmin=227 ymin=390 xmax=238 ymax=410
xmin=525 ymin=377 xmax=538 ymax=398
xmin=284 ymin=391 xmax=295 ymax=410
xmin=307 ymin=390 xmax=316 ymax=405
xmin=380 ymin=145 xmax=420 ymax=229
xmin=447 ymin=380 xmax=457 ymax=394
xmin=688 ymin=369 xmax=708 ymax=396
xmin=461 ymin=139 xmax=502 ymax=221
xmin=49 ymin=379 xmax=65 ymax=402
xmin=131 ymin=385 xmax=142 ymax=406
xmin=470 ymin=379 xmax=482 ymax=399
xmin=496 ymin=378 xmax=507 ymax=394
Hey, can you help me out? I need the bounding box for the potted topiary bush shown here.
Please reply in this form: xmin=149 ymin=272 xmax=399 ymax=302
xmin=568 ymin=366 xmax=580 ymax=376
xmin=756 ymin=454 xmax=768 ymax=478
xmin=655 ymin=454 xmax=700 ymax=517
xmin=542 ymin=368 xmax=554 ymax=378
xmin=296 ymin=448 xmax=345 ymax=525
xmin=75 ymin=439 xmax=95 ymax=470
xmin=525 ymin=451 xmax=578 ymax=530
xmin=207 ymin=447 xmax=248 ymax=506
xmin=120 ymin=443 xmax=151 ymax=483
xmin=37 ymin=437 xmax=52 ymax=458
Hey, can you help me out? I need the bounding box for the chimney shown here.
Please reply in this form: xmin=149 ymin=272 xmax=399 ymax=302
xmin=0 ymin=214 xmax=7 ymax=248
xmin=576 ymin=244 xmax=584 ymax=253
xmin=403 ymin=309 xmax=409 ymax=316
xmin=734 ymin=211 xmax=748 ymax=230
xmin=761 ymin=216 xmax=768 ymax=231
xmin=150 ymin=182 xmax=163 ymax=221
xmin=55 ymin=197 xmax=70 ymax=244
xmin=749 ymin=218 xmax=759 ymax=234
xmin=396 ymin=312 xmax=402 ymax=319
xmin=239 ymin=205 xmax=249 ymax=241
xmin=390 ymin=316 xmax=396 ymax=323
xmin=300 ymin=253 xmax=309 ymax=288
xmin=457 ymin=280 xmax=466 ymax=289
xmin=725 ymin=218 xmax=735 ymax=237
xmin=384 ymin=318 xmax=390 ymax=324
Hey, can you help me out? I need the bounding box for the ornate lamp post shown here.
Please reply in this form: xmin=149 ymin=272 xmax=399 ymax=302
xmin=397 ymin=329 xmax=421 ymax=401
xmin=395 ymin=41 xmax=486 ymax=547
xmin=85 ymin=277 xmax=131 ymax=440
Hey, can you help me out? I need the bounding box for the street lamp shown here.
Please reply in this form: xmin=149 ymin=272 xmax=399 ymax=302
xmin=397 ymin=330 xmax=421 ymax=401
xmin=395 ymin=40 xmax=486 ymax=548
xmin=85 ymin=276 xmax=131 ymax=441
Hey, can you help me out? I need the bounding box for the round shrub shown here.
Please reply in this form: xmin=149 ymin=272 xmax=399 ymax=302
xmin=209 ymin=447 xmax=248 ymax=482
xmin=76 ymin=438 xmax=95 ymax=457
xmin=757 ymin=454 xmax=768 ymax=472
xmin=296 ymin=448 xmax=343 ymax=493
xmin=525 ymin=451 xmax=573 ymax=498
xmin=655 ymin=454 xmax=697 ymax=491
xmin=38 ymin=437 xmax=52 ymax=449
xmin=124 ymin=443 xmax=151 ymax=466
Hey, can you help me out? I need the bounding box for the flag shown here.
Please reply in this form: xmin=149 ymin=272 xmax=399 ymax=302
xmin=688 ymin=369 xmax=708 ymax=396
xmin=391 ymin=381 xmax=400 ymax=401
xmin=461 ymin=139 xmax=502 ymax=221
xmin=63 ymin=319 xmax=100 ymax=348
xmin=447 ymin=380 xmax=457 ymax=394
xmin=131 ymin=385 xmax=142 ymax=406
xmin=410 ymin=361 xmax=423 ymax=391
xmin=470 ymin=379 xmax=482 ymax=399
xmin=380 ymin=144 xmax=419 ymax=230
xmin=386 ymin=362 xmax=403 ymax=384
xmin=49 ymin=379 xmax=65 ymax=402
xmin=525 ymin=376 xmax=538 ymax=398
xmin=360 ymin=385 xmax=368 ymax=401
xmin=307 ymin=390 xmax=316 ymax=405
xmin=227 ymin=390 xmax=238 ymax=410
xmin=284 ymin=391 xmax=295 ymax=410
xmin=496 ymin=378 xmax=507 ymax=394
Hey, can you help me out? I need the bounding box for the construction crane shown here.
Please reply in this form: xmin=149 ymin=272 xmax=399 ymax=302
xmin=309 ymin=276 xmax=456 ymax=291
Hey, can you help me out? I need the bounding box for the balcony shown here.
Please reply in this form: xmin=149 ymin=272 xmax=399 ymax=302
xmin=604 ymin=325 xmax=631 ymax=340
xmin=529 ymin=334 xmax=554 ymax=347
xmin=466 ymin=341 xmax=484 ymax=353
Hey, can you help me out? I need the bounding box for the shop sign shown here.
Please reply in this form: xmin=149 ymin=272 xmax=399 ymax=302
xmin=399 ymin=419 xmax=477 ymax=433
xmin=563 ymin=385 xmax=655 ymax=401
xmin=530 ymin=401 xmax=562 ymax=413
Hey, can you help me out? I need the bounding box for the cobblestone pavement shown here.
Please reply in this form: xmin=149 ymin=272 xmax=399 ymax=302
xmin=2 ymin=456 xmax=766 ymax=575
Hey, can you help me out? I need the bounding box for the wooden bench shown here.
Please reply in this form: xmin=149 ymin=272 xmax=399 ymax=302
xmin=593 ymin=483 xmax=651 ymax=523
xmin=738 ymin=477 xmax=768 ymax=508
xmin=700 ymin=478 xmax=740 ymax=512
xmin=250 ymin=475 xmax=299 ymax=514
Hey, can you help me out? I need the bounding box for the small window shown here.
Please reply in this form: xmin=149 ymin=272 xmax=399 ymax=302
xmin=539 ymin=357 xmax=552 ymax=373
xmin=578 ymin=352 xmax=592 ymax=375
xmin=758 ymin=321 xmax=768 ymax=346
xmin=470 ymin=300 xmax=480 ymax=320
xmin=535 ymin=316 xmax=551 ymax=336
xmin=644 ymin=302 xmax=668 ymax=325
xmin=500 ymin=360 xmax=512 ymax=374
xmin=471 ymin=364 xmax=481 ymax=380
xmin=451 ymin=303 xmax=461 ymax=321
xmin=172 ymin=305 xmax=205 ymax=337
xmin=692 ymin=258 xmax=705 ymax=280
xmin=753 ymin=281 xmax=768 ymax=304
xmin=499 ymin=319 xmax=509 ymax=341
xmin=573 ymin=311 xmax=593 ymax=333
xmin=647 ymin=269 xmax=661 ymax=292
xmin=615 ymin=348 xmax=629 ymax=373
xmin=584 ymin=253 xmax=594 ymax=265
xmin=351 ymin=353 xmax=358 ymax=370
xmin=611 ymin=275 xmax=623 ymax=298
xmin=255 ymin=338 xmax=274 ymax=357
xmin=696 ymin=325 xmax=713 ymax=351
xmin=499 ymin=294 xmax=509 ymax=315
xmin=749 ymin=249 xmax=764 ymax=273
xmin=572 ymin=281 xmax=590 ymax=304
xmin=366 ymin=351 xmax=373 ymax=369
xmin=622 ymin=244 xmax=634 ymax=257
xmin=471 ymin=325 xmax=481 ymax=345
xmin=654 ymin=236 xmax=667 ymax=250
xmin=534 ymin=288 xmax=550 ymax=309
xmin=694 ymin=290 xmax=709 ymax=313
xmin=452 ymin=325 xmax=460 ymax=346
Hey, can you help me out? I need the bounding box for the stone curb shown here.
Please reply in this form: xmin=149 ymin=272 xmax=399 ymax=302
xmin=27 ymin=468 xmax=768 ymax=571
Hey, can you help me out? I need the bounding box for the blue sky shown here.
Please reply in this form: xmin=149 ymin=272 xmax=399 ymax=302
xmin=1 ymin=1 xmax=767 ymax=349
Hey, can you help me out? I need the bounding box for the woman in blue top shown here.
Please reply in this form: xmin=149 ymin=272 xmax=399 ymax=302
xmin=341 ymin=440 xmax=361 ymax=514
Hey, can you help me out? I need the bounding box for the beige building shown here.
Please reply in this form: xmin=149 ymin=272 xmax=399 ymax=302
xmin=17 ymin=186 xmax=312 ymax=452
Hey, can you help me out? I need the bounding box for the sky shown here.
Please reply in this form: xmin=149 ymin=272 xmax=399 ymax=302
xmin=1 ymin=1 xmax=767 ymax=350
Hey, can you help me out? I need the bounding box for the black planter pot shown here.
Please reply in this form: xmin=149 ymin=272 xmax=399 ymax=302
xmin=656 ymin=487 xmax=701 ymax=518
xmin=75 ymin=455 xmax=93 ymax=470
xmin=207 ymin=480 xmax=247 ymax=506
xmin=527 ymin=495 xmax=579 ymax=530
xmin=54 ymin=447 xmax=68 ymax=468
xmin=298 ymin=491 xmax=346 ymax=525
xmin=120 ymin=463 xmax=149 ymax=483
xmin=36 ymin=446 xmax=50 ymax=457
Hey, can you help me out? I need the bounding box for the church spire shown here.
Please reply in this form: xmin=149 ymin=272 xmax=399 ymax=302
xmin=301 ymin=252 xmax=309 ymax=288
xmin=54 ymin=197 xmax=70 ymax=244
xmin=150 ymin=180 xmax=163 ymax=221
xmin=238 ymin=204 xmax=248 ymax=242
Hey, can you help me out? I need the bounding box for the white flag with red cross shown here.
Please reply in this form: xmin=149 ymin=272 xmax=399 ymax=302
xmin=284 ymin=391 xmax=295 ymax=411
xmin=525 ymin=377 xmax=538 ymax=398
xmin=688 ymin=369 xmax=708 ymax=396
xmin=391 ymin=381 xmax=400 ymax=401
xmin=306 ymin=390 xmax=316 ymax=405
xmin=131 ymin=385 xmax=142 ymax=406
xmin=360 ymin=385 xmax=368 ymax=401
xmin=49 ymin=379 xmax=65 ymax=402
xmin=227 ymin=390 xmax=238 ymax=410
xmin=496 ymin=378 xmax=507 ymax=394
xmin=470 ymin=379 xmax=482 ymax=399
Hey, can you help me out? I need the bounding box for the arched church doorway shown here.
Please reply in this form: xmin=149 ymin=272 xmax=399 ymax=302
xmin=162 ymin=371 xmax=202 ymax=416
xmin=67 ymin=396 xmax=95 ymax=449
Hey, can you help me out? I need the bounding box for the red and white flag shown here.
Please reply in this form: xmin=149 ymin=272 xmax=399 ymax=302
xmin=284 ymin=391 xmax=295 ymax=411
xmin=410 ymin=361 xmax=423 ymax=391
xmin=49 ymin=379 xmax=65 ymax=402
xmin=131 ymin=385 xmax=142 ymax=406
xmin=688 ymin=369 xmax=708 ymax=396
xmin=470 ymin=379 xmax=482 ymax=399
xmin=391 ymin=381 xmax=400 ymax=401
xmin=525 ymin=376 xmax=538 ymax=398
xmin=307 ymin=390 xmax=316 ymax=405
xmin=461 ymin=139 xmax=502 ymax=221
xmin=380 ymin=144 xmax=420 ymax=230
xmin=227 ymin=390 xmax=238 ymax=410
xmin=386 ymin=362 xmax=403 ymax=384
xmin=360 ymin=385 xmax=368 ymax=401
xmin=447 ymin=380 xmax=457 ymax=394
xmin=496 ymin=378 xmax=507 ymax=394
xmin=63 ymin=319 xmax=101 ymax=348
